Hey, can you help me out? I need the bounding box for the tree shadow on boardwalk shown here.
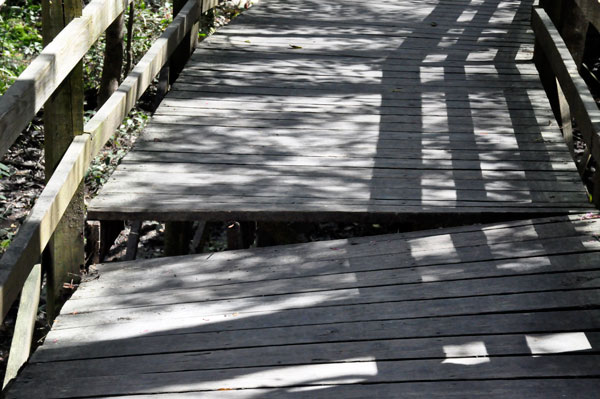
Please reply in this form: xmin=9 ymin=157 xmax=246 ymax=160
xmin=6 ymin=215 xmax=600 ymax=397
xmin=89 ymin=0 xmax=590 ymax=225
xmin=51 ymin=1 xmax=599 ymax=397
xmin=372 ymin=0 xmax=568 ymax=226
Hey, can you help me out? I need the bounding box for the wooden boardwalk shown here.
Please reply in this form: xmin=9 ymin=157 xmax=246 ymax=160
xmin=6 ymin=215 xmax=600 ymax=397
xmin=87 ymin=0 xmax=594 ymax=224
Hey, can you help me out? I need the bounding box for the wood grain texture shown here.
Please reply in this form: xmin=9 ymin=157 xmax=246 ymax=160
xmin=6 ymin=216 xmax=600 ymax=397
xmin=88 ymin=0 xmax=590 ymax=222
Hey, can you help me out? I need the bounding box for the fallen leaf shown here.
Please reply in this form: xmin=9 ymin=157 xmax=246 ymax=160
xmin=289 ymin=44 xmax=303 ymax=49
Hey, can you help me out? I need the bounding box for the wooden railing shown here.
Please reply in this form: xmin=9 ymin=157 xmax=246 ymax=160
xmin=532 ymin=0 xmax=600 ymax=204
xmin=0 ymin=0 xmax=218 ymax=386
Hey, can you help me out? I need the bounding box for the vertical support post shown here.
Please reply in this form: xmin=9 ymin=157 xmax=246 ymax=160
xmin=533 ymin=38 xmax=560 ymax=122
xmin=165 ymin=221 xmax=194 ymax=256
xmin=41 ymin=0 xmax=84 ymax=322
xmin=170 ymin=0 xmax=201 ymax=84
xmin=556 ymin=79 xmax=575 ymax=159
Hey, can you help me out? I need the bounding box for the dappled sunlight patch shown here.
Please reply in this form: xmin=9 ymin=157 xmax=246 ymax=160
xmin=420 ymin=66 xmax=444 ymax=84
xmin=457 ymin=9 xmax=477 ymax=23
xmin=526 ymin=333 xmax=592 ymax=356
xmin=208 ymin=360 xmax=379 ymax=389
xmin=420 ymin=268 xmax=465 ymax=282
xmin=495 ymin=256 xmax=551 ymax=272
xmin=442 ymin=341 xmax=490 ymax=365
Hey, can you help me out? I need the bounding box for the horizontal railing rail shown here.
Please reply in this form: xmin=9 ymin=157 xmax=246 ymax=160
xmin=0 ymin=0 xmax=132 ymax=158
xmin=0 ymin=0 xmax=219 ymax=386
xmin=532 ymin=1 xmax=600 ymax=204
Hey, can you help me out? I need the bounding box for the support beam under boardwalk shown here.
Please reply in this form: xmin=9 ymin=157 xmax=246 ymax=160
xmin=6 ymin=215 xmax=600 ymax=397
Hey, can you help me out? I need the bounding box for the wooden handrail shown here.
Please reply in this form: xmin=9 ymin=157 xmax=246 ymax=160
xmin=0 ymin=0 xmax=132 ymax=158
xmin=0 ymin=0 xmax=216 ymax=321
xmin=532 ymin=8 xmax=600 ymax=164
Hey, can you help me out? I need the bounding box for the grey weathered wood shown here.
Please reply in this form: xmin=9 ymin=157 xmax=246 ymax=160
xmin=7 ymin=355 xmax=600 ymax=397
xmin=0 ymin=0 xmax=206 ymax=322
xmin=60 ymin=270 xmax=600 ymax=314
xmin=532 ymin=8 xmax=600 ymax=171
xmin=18 ymin=332 xmax=600 ymax=378
xmin=8 ymin=211 xmax=600 ymax=396
xmin=42 ymin=0 xmax=86 ymax=322
xmin=124 ymin=221 xmax=142 ymax=261
xmin=39 ymin=308 xmax=600 ymax=362
xmin=2 ymin=264 xmax=41 ymax=389
xmin=15 ymin=380 xmax=596 ymax=399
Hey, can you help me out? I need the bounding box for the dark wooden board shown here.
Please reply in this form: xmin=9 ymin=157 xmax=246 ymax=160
xmin=9 ymin=214 xmax=600 ymax=397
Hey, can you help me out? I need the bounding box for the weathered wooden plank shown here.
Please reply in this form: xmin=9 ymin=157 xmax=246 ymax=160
xmin=96 ymin=181 xmax=585 ymax=204
xmin=129 ymin=141 xmax=572 ymax=162
xmin=168 ymin=84 xmax=550 ymax=104
xmin=104 ymin=171 xmax=585 ymax=193
xmin=175 ymin=74 xmax=544 ymax=90
xmin=40 ymin=308 xmax=600 ymax=362
xmin=61 ymin=270 xmax=600 ymax=314
xmin=116 ymin=162 xmax=581 ymax=181
xmin=87 ymin=196 xmax=591 ymax=222
xmin=215 ymin=22 xmax=536 ymax=41
xmin=158 ymin=97 xmax=551 ymax=114
xmin=71 ymin=252 xmax=600 ymax=302
xmin=166 ymin=90 xmax=553 ymax=113
xmin=204 ymin=34 xmax=533 ymax=52
xmin=121 ymin=151 xmax=576 ymax=172
xmin=7 ymin=354 xmax=600 ymax=397
xmin=19 ymin=331 xmax=600 ymax=379
xmin=52 ymin=287 xmax=600 ymax=331
xmin=154 ymin=104 xmax=555 ymax=122
xmin=27 ymin=380 xmax=598 ymax=399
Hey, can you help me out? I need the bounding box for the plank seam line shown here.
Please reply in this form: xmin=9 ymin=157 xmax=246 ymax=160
xmin=57 ymin=286 xmax=600 ymax=318
xmin=32 ymin=329 xmax=600 ymax=365
xmin=52 ymin=306 xmax=600 ymax=335
xmin=74 ymin=267 xmax=600 ymax=302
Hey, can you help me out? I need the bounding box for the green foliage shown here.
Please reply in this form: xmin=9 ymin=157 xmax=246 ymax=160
xmin=0 ymin=0 xmax=43 ymax=94
xmin=83 ymin=1 xmax=173 ymax=96
xmin=0 ymin=163 xmax=14 ymax=179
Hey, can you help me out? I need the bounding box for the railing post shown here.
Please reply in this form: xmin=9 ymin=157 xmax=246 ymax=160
xmin=170 ymin=0 xmax=201 ymax=84
xmin=41 ymin=0 xmax=85 ymax=322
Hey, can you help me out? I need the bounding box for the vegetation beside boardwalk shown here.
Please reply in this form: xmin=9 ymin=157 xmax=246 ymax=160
xmin=0 ymin=0 xmax=253 ymax=381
